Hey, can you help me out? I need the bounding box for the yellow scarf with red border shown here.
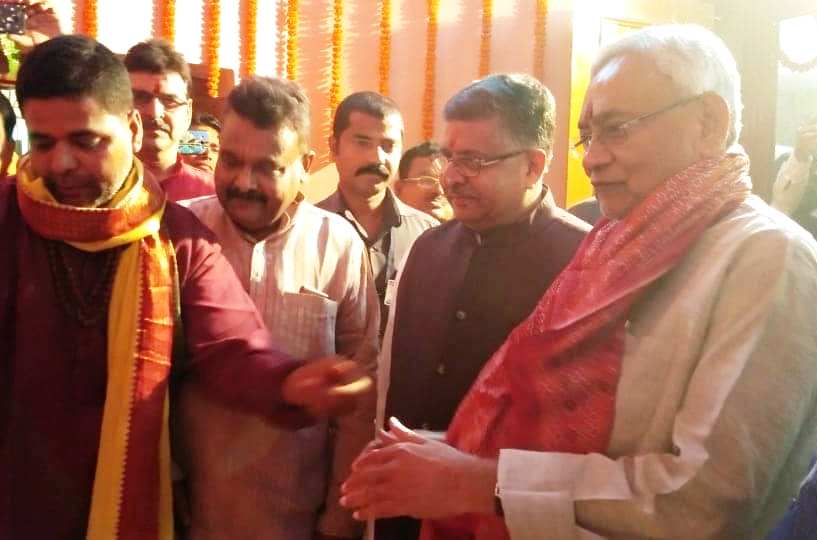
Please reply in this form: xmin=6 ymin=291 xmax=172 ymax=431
xmin=17 ymin=157 xmax=175 ymax=539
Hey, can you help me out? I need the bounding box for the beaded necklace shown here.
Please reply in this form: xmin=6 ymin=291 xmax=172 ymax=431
xmin=45 ymin=241 xmax=123 ymax=327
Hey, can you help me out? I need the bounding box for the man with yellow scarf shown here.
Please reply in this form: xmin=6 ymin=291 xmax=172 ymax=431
xmin=0 ymin=35 xmax=372 ymax=539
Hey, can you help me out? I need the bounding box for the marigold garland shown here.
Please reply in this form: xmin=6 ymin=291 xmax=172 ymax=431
xmin=276 ymin=0 xmax=288 ymax=78
xmin=421 ymin=0 xmax=440 ymax=139
xmin=328 ymin=0 xmax=344 ymax=115
xmin=81 ymin=0 xmax=98 ymax=39
xmin=202 ymin=0 xmax=221 ymax=97
xmin=286 ymin=0 xmax=300 ymax=80
xmin=478 ymin=0 xmax=492 ymax=77
xmin=240 ymin=0 xmax=258 ymax=79
xmin=159 ymin=0 xmax=176 ymax=45
xmin=533 ymin=0 xmax=548 ymax=80
xmin=378 ymin=0 xmax=392 ymax=96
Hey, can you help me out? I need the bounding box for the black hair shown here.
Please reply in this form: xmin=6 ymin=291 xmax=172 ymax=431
xmin=399 ymin=140 xmax=442 ymax=179
xmin=0 ymin=93 xmax=16 ymax=144
xmin=331 ymin=91 xmax=402 ymax=140
xmin=16 ymin=34 xmax=133 ymax=114
xmin=227 ymin=76 xmax=311 ymax=150
xmin=444 ymin=73 xmax=556 ymax=154
xmin=124 ymin=39 xmax=192 ymax=92
xmin=191 ymin=111 xmax=221 ymax=133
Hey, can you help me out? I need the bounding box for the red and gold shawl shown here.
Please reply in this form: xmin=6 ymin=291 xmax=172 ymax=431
xmin=17 ymin=157 xmax=176 ymax=540
xmin=422 ymin=152 xmax=752 ymax=540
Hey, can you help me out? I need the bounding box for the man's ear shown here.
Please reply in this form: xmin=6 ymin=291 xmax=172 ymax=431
xmin=129 ymin=109 xmax=143 ymax=153
xmin=328 ymin=135 xmax=338 ymax=157
xmin=525 ymin=148 xmax=550 ymax=186
xmin=698 ymin=92 xmax=730 ymax=157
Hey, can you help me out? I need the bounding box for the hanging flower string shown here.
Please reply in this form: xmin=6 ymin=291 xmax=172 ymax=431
xmin=421 ymin=0 xmax=439 ymax=139
xmin=81 ymin=0 xmax=98 ymax=39
xmin=328 ymin=0 xmax=344 ymax=114
xmin=203 ymin=0 xmax=221 ymax=97
xmin=240 ymin=0 xmax=258 ymax=79
xmin=779 ymin=49 xmax=817 ymax=73
xmin=378 ymin=0 xmax=392 ymax=95
xmin=286 ymin=0 xmax=299 ymax=80
xmin=160 ymin=0 xmax=176 ymax=45
xmin=533 ymin=0 xmax=548 ymax=80
xmin=277 ymin=0 xmax=288 ymax=79
xmin=478 ymin=0 xmax=492 ymax=77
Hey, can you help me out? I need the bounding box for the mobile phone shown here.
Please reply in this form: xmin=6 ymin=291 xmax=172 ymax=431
xmin=188 ymin=129 xmax=210 ymax=144
xmin=0 ymin=3 xmax=25 ymax=35
xmin=179 ymin=130 xmax=210 ymax=155
xmin=179 ymin=142 xmax=205 ymax=155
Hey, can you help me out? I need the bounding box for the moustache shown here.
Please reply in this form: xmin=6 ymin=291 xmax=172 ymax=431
xmin=226 ymin=186 xmax=267 ymax=203
xmin=355 ymin=164 xmax=390 ymax=179
xmin=444 ymin=186 xmax=476 ymax=199
xmin=44 ymin=174 xmax=93 ymax=189
xmin=143 ymin=118 xmax=171 ymax=134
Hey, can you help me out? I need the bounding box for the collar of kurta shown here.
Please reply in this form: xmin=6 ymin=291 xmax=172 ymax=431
xmin=466 ymin=186 xmax=555 ymax=248
xmin=329 ymin=186 xmax=404 ymax=231
xmin=321 ymin=187 xmax=404 ymax=248
xmin=230 ymin=192 xmax=306 ymax=245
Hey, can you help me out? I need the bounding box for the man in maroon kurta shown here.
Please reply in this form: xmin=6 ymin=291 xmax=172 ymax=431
xmin=0 ymin=34 xmax=369 ymax=540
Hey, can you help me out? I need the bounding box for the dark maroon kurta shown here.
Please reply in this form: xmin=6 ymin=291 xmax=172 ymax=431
xmin=0 ymin=182 xmax=304 ymax=539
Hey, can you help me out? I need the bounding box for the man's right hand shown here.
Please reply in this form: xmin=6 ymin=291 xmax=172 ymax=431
xmin=281 ymin=356 xmax=373 ymax=419
xmin=793 ymin=119 xmax=817 ymax=163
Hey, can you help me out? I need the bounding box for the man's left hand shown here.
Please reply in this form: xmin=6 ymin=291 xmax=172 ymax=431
xmin=339 ymin=417 xmax=497 ymax=520
xmin=281 ymin=356 xmax=372 ymax=418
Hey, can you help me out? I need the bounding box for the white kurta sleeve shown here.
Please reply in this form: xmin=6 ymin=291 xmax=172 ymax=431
xmin=498 ymin=225 xmax=817 ymax=539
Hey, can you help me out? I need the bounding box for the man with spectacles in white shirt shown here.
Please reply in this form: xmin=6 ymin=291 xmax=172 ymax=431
xmin=395 ymin=141 xmax=453 ymax=222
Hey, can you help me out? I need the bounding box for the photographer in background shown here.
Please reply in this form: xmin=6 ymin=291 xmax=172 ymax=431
xmin=181 ymin=112 xmax=221 ymax=174
xmin=772 ymin=117 xmax=817 ymax=237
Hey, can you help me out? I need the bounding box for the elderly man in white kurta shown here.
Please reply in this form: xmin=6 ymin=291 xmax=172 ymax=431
xmin=179 ymin=77 xmax=379 ymax=540
xmin=340 ymin=24 xmax=817 ymax=540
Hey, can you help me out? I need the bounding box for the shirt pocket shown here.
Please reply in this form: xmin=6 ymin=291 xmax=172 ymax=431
xmin=272 ymin=292 xmax=338 ymax=359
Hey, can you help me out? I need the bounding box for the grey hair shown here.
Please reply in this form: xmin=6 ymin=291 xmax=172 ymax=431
xmin=591 ymin=24 xmax=742 ymax=146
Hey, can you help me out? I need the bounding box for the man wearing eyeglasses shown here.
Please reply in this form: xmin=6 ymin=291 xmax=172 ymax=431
xmin=395 ymin=141 xmax=453 ymax=222
xmin=342 ymin=25 xmax=817 ymax=540
xmin=125 ymin=40 xmax=215 ymax=202
xmin=369 ymin=73 xmax=589 ymax=540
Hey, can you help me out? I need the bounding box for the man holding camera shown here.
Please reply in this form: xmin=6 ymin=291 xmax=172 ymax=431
xmin=772 ymin=117 xmax=817 ymax=237
xmin=181 ymin=112 xmax=221 ymax=174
